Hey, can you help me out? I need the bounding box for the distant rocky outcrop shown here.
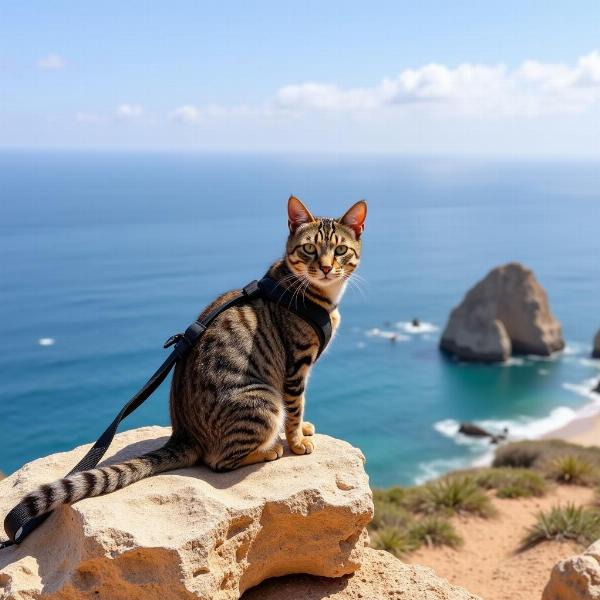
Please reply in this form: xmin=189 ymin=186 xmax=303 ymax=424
xmin=243 ymin=547 xmax=482 ymax=600
xmin=0 ymin=426 xmax=373 ymax=599
xmin=593 ymin=329 xmax=600 ymax=359
xmin=543 ymin=540 xmax=600 ymax=599
xmin=440 ymin=262 xmax=565 ymax=362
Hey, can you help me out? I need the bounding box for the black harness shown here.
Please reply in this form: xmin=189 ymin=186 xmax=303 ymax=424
xmin=1 ymin=276 xmax=332 ymax=548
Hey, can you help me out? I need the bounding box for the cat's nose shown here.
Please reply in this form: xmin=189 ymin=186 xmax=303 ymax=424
xmin=320 ymin=264 xmax=332 ymax=274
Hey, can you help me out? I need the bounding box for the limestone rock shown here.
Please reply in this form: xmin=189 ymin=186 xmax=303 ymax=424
xmin=0 ymin=426 xmax=373 ymax=600
xmin=440 ymin=262 xmax=564 ymax=362
xmin=543 ymin=540 xmax=600 ymax=599
xmin=593 ymin=330 xmax=600 ymax=359
xmin=242 ymin=548 xmax=482 ymax=600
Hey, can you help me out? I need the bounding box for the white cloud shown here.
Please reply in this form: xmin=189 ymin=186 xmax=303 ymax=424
xmin=273 ymin=51 xmax=600 ymax=118
xmin=37 ymin=53 xmax=66 ymax=70
xmin=170 ymin=103 xmax=251 ymax=124
xmin=75 ymin=112 xmax=101 ymax=123
xmin=116 ymin=104 xmax=143 ymax=119
xmin=170 ymin=105 xmax=201 ymax=123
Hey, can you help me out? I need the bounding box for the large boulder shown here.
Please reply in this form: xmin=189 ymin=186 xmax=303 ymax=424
xmin=440 ymin=262 xmax=564 ymax=362
xmin=593 ymin=330 xmax=600 ymax=359
xmin=543 ymin=540 xmax=600 ymax=599
xmin=243 ymin=547 xmax=482 ymax=600
xmin=0 ymin=426 xmax=373 ymax=600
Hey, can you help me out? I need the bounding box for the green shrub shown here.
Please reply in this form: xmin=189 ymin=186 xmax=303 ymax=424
xmin=409 ymin=476 xmax=496 ymax=518
xmin=546 ymin=455 xmax=597 ymax=486
xmin=370 ymin=499 xmax=414 ymax=531
xmin=409 ymin=516 xmax=462 ymax=548
xmin=494 ymin=440 xmax=600 ymax=476
xmin=471 ymin=467 xmax=548 ymax=498
xmin=522 ymin=504 xmax=600 ymax=549
xmin=493 ymin=444 xmax=541 ymax=468
xmin=371 ymin=526 xmax=419 ymax=556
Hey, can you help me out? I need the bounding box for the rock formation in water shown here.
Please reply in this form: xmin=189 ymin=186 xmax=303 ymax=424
xmin=543 ymin=540 xmax=600 ymax=599
xmin=440 ymin=262 xmax=565 ymax=362
xmin=0 ymin=426 xmax=479 ymax=600
xmin=593 ymin=329 xmax=600 ymax=359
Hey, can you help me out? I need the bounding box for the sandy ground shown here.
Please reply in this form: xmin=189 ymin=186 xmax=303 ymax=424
xmin=545 ymin=411 xmax=600 ymax=446
xmin=409 ymin=485 xmax=594 ymax=600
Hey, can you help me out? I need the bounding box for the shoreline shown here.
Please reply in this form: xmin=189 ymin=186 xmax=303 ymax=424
xmin=543 ymin=410 xmax=600 ymax=447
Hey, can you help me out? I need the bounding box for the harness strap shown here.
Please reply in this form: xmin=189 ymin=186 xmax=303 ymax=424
xmin=257 ymin=277 xmax=332 ymax=357
xmin=2 ymin=276 xmax=331 ymax=547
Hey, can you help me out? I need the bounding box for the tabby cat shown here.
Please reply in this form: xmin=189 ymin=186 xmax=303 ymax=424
xmin=14 ymin=196 xmax=367 ymax=522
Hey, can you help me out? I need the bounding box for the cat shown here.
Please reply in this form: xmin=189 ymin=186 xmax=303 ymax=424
xmin=12 ymin=195 xmax=367 ymax=523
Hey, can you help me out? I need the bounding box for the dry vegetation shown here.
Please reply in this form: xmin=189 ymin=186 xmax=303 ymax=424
xmin=370 ymin=439 xmax=600 ymax=557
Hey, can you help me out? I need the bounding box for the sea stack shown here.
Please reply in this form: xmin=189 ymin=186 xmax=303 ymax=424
xmin=440 ymin=262 xmax=565 ymax=362
xmin=593 ymin=329 xmax=600 ymax=359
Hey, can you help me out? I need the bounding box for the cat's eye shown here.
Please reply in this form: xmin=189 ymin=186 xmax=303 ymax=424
xmin=335 ymin=245 xmax=348 ymax=255
xmin=303 ymin=243 xmax=317 ymax=254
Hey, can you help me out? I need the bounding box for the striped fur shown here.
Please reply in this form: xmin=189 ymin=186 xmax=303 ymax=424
xmin=14 ymin=196 xmax=366 ymax=522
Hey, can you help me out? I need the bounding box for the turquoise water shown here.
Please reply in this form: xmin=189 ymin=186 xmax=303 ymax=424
xmin=1 ymin=151 xmax=599 ymax=486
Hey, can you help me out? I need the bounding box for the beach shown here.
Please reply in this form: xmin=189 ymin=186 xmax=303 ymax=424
xmin=545 ymin=411 xmax=600 ymax=447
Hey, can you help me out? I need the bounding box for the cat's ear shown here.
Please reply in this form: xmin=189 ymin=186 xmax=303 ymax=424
xmin=288 ymin=195 xmax=315 ymax=233
xmin=339 ymin=200 xmax=367 ymax=239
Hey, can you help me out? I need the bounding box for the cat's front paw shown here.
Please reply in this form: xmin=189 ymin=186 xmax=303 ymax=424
xmin=302 ymin=421 xmax=315 ymax=436
xmin=265 ymin=443 xmax=284 ymax=461
xmin=289 ymin=437 xmax=315 ymax=455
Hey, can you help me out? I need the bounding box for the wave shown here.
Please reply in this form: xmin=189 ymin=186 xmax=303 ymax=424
xmin=563 ymin=377 xmax=600 ymax=404
xmin=365 ymin=328 xmax=410 ymax=342
xmin=501 ymin=357 xmax=526 ymax=367
xmin=395 ymin=320 xmax=439 ymax=335
xmin=414 ymin=457 xmax=470 ymax=485
xmin=563 ymin=341 xmax=591 ymax=356
xmin=420 ymin=405 xmax=584 ymax=484
xmin=435 ymin=406 xmax=582 ymax=448
xmin=579 ymin=358 xmax=600 ymax=368
xmin=38 ymin=337 xmax=55 ymax=346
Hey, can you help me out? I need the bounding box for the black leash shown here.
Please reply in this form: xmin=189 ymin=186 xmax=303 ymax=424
xmin=1 ymin=277 xmax=331 ymax=548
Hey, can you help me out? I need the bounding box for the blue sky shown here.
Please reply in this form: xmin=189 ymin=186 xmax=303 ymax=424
xmin=1 ymin=1 xmax=600 ymax=155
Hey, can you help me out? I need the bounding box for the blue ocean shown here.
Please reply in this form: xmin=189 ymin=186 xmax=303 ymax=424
xmin=1 ymin=151 xmax=599 ymax=486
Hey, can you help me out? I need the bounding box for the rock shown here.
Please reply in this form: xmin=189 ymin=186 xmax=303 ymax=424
xmin=458 ymin=423 xmax=507 ymax=444
xmin=459 ymin=422 xmax=494 ymax=438
xmin=440 ymin=262 xmax=564 ymax=362
xmin=242 ymin=547 xmax=482 ymax=600
xmin=593 ymin=330 xmax=600 ymax=359
xmin=0 ymin=426 xmax=373 ymax=600
xmin=542 ymin=540 xmax=600 ymax=599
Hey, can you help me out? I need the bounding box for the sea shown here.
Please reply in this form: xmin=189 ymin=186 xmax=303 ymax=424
xmin=1 ymin=151 xmax=599 ymax=487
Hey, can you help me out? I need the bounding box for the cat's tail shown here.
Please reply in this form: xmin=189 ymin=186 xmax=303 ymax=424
xmin=7 ymin=437 xmax=199 ymax=524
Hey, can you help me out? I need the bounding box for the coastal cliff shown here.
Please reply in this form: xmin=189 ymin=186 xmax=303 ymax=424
xmin=0 ymin=427 xmax=477 ymax=599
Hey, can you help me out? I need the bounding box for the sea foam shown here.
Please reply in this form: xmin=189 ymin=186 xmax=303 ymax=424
xmin=395 ymin=320 xmax=439 ymax=334
xmin=365 ymin=328 xmax=410 ymax=341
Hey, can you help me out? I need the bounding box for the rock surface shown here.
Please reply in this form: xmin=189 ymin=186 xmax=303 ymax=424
xmin=440 ymin=262 xmax=564 ymax=362
xmin=0 ymin=426 xmax=373 ymax=599
xmin=543 ymin=540 xmax=600 ymax=599
xmin=593 ymin=330 xmax=600 ymax=359
xmin=242 ymin=547 xmax=482 ymax=600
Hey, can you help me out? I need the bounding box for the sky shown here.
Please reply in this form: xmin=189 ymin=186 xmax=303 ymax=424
xmin=1 ymin=1 xmax=600 ymax=156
